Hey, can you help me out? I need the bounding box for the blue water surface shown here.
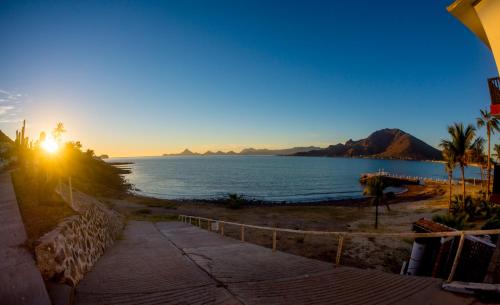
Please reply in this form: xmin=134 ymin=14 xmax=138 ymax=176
xmin=108 ymin=156 xmax=481 ymax=202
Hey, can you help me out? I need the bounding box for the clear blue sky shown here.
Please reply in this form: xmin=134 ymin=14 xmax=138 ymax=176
xmin=0 ymin=0 xmax=498 ymax=156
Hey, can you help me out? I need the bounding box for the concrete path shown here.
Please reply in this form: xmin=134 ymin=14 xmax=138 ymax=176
xmin=76 ymin=221 xmax=478 ymax=305
xmin=0 ymin=172 xmax=51 ymax=305
xmin=75 ymin=221 xmax=241 ymax=304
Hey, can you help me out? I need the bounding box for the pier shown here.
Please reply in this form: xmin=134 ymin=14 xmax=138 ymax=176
xmin=360 ymin=170 xmax=478 ymax=186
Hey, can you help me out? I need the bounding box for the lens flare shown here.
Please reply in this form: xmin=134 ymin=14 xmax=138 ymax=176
xmin=41 ymin=137 xmax=59 ymax=153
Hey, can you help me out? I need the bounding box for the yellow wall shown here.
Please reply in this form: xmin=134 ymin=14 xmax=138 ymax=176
xmin=475 ymin=0 xmax=500 ymax=75
xmin=448 ymin=0 xmax=500 ymax=75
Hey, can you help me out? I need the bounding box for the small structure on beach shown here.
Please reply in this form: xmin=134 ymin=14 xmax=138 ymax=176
xmin=360 ymin=171 xmax=421 ymax=186
xmin=405 ymin=218 xmax=496 ymax=282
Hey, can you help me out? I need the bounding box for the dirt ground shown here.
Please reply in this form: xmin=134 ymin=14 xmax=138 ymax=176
xmin=101 ymin=182 xmax=485 ymax=273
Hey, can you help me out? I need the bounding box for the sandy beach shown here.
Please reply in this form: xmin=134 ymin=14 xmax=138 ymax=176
xmin=100 ymin=181 xmax=486 ymax=273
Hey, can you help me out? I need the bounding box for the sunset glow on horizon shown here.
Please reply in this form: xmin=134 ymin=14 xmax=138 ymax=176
xmin=1 ymin=1 xmax=498 ymax=157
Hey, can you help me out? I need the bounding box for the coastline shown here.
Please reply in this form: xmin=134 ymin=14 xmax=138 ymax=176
xmin=106 ymin=155 xmax=483 ymax=211
xmin=103 ymin=181 xmax=481 ymax=274
xmin=108 ymin=156 xmax=476 ymax=206
xmin=126 ymin=182 xmax=443 ymax=208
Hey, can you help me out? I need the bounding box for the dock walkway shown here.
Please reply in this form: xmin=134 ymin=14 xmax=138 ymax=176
xmin=76 ymin=221 xmax=478 ymax=305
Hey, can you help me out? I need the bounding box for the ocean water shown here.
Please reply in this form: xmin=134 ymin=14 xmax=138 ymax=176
xmin=109 ymin=156 xmax=481 ymax=202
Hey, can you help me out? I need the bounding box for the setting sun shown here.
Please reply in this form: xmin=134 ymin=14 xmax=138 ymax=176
xmin=41 ymin=137 xmax=59 ymax=154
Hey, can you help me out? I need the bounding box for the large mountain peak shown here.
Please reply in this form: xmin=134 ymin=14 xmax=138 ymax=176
xmin=293 ymin=128 xmax=441 ymax=161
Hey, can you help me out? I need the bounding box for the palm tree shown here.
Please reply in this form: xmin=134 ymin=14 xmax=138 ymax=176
xmin=469 ymin=137 xmax=486 ymax=191
xmin=441 ymin=123 xmax=476 ymax=205
xmin=440 ymin=141 xmax=456 ymax=213
xmin=52 ymin=122 xmax=66 ymax=143
xmin=477 ymin=109 xmax=500 ymax=196
xmin=493 ymin=143 xmax=500 ymax=163
xmin=363 ymin=175 xmax=389 ymax=229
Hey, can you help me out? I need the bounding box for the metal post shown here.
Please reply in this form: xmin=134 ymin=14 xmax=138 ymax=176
xmin=336 ymin=235 xmax=344 ymax=265
xmin=68 ymin=176 xmax=74 ymax=208
xmin=241 ymin=225 xmax=245 ymax=242
xmin=198 ymin=218 xmax=201 ymax=228
xmin=272 ymin=230 xmax=277 ymax=252
xmin=447 ymin=232 xmax=465 ymax=282
xmin=220 ymin=222 xmax=224 ymax=236
xmin=208 ymin=221 xmax=211 ymax=232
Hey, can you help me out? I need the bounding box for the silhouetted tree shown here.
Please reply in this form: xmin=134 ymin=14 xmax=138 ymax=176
xmin=494 ymin=144 xmax=500 ymax=163
xmin=441 ymin=123 xmax=476 ymax=205
xmin=440 ymin=141 xmax=457 ymax=213
xmin=52 ymin=122 xmax=66 ymax=143
xmin=477 ymin=109 xmax=499 ymax=197
xmin=363 ymin=175 xmax=389 ymax=229
xmin=469 ymin=137 xmax=486 ymax=192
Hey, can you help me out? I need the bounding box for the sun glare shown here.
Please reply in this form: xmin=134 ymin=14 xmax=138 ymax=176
xmin=41 ymin=137 xmax=59 ymax=154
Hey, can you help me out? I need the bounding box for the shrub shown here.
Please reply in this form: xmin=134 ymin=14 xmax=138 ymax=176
xmin=59 ymin=142 xmax=131 ymax=196
xmin=482 ymin=216 xmax=500 ymax=243
xmin=226 ymin=193 xmax=245 ymax=209
xmin=451 ymin=195 xmax=493 ymax=220
xmin=432 ymin=213 xmax=471 ymax=230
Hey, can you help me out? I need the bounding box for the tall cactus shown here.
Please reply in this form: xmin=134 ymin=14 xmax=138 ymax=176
xmin=15 ymin=120 xmax=29 ymax=149
xmin=15 ymin=130 xmax=20 ymax=146
xmin=14 ymin=120 xmax=30 ymax=166
xmin=21 ymin=120 xmax=25 ymax=146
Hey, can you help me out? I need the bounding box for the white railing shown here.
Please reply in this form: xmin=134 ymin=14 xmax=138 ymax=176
xmin=382 ymin=172 xmax=449 ymax=184
xmin=365 ymin=170 xmax=479 ymax=185
xmin=178 ymin=214 xmax=500 ymax=283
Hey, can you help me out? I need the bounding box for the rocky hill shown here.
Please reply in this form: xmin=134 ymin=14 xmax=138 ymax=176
xmin=292 ymin=129 xmax=442 ymax=161
xmin=0 ymin=130 xmax=13 ymax=144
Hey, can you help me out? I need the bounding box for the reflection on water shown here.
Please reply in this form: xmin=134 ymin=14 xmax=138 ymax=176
xmin=108 ymin=156 xmax=480 ymax=202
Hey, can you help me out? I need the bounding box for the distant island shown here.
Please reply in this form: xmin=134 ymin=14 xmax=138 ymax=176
xmin=292 ymin=128 xmax=442 ymax=161
xmin=162 ymin=146 xmax=321 ymax=157
xmin=163 ymin=128 xmax=442 ymax=161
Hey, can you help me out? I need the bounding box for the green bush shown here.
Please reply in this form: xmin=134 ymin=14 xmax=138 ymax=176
xmin=226 ymin=193 xmax=245 ymax=209
xmin=451 ymin=195 xmax=493 ymax=220
xmin=59 ymin=142 xmax=131 ymax=196
xmin=482 ymin=215 xmax=500 ymax=243
xmin=432 ymin=213 xmax=471 ymax=230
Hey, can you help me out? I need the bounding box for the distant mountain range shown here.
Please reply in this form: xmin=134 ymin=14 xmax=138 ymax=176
xmin=163 ymin=129 xmax=442 ymax=161
xmin=292 ymin=129 xmax=442 ymax=161
xmin=162 ymin=146 xmax=321 ymax=157
xmin=2 ymin=127 xmax=441 ymax=161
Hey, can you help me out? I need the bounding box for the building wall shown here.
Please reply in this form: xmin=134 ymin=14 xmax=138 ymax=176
xmin=475 ymin=0 xmax=500 ymax=75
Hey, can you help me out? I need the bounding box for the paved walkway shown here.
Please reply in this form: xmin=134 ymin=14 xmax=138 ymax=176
xmin=76 ymin=221 xmax=480 ymax=305
xmin=0 ymin=172 xmax=51 ymax=305
xmin=76 ymin=221 xmax=240 ymax=304
xmin=76 ymin=221 xmax=479 ymax=305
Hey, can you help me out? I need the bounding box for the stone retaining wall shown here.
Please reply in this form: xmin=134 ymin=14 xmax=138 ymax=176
xmin=35 ymin=187 xmax=124 ymax=286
